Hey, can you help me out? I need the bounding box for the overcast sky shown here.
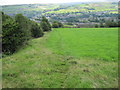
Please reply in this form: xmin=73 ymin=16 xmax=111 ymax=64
xmin=0 ymin=0 xmax=119 ymax=5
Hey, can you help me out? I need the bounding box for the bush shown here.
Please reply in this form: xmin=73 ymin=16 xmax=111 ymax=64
xmin=52 ymin=23 xmax=59 ymax=28
xmin=2 ymin=13 xmax=44 ymax=54
xmin=40 ymin=21 xmax=50 ymax=31
xmin=2 ymin=13 xmax=24 ymax=54
xmin=15 ymin=14 xmax=32 ymax=41
xmin=100 ymin=22 xmax=105 ymax=28
xmin=40 ymin=16 xmax=51 ymax=31
xmin=58 ymin=22 xmax=64 ymax=28
xmin=95 ymin=24 xmax=99 ymax=28
xmin=105 ymin=20 xmax=118 ymax=27
xmin=52 ymin=21 xmax=63 ymax=28
xmin=31 ymin=21 xmax=44 ymax=38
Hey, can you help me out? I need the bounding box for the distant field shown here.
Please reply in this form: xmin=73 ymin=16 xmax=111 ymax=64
xmin=2 ymin=28 xmax=118 ymax=88
xmin=45 ymin=28 xmax=118 ymax=61
xmin=2 ymin=2 xmax=118 ymax=15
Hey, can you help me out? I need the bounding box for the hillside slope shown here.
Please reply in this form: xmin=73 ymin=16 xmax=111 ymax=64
xmin=2 ymin=28 xmax=118 ymax=88
xmin=2 ymin=2 xmax=118 ymax=23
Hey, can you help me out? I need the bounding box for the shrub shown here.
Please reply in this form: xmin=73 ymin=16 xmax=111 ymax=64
xmin=40 ymin=21 xmax=50 ymax=31
xmin=95 ymin=24 xmax=99 ymax=28
xmin=41 ymin=16 xmax=51 ymax=31
xmin=2 ymin=13 xmax=44 ymax=54
xmin=15 ymin=14 xmax=32 ymax=41
xmin=31 ymin=21 xmax=44 ymax=38
xmin=2 ymin=13 xmax=24 ymax=54
xmin=58 ymin=22 xmax=64 ymax=28
xmin=52 ymin=23 xmax=59 ymax=28
xmin=52 ymin=21 xmax=64 ymax=28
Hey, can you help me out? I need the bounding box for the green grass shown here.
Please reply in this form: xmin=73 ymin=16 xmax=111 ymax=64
xmin=2 ymin=28 xmax=118 ymax=88
xmin=45 ymin=28 xmax=118 ymax=61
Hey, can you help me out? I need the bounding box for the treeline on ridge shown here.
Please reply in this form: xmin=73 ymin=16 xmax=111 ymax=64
xmin=2 ymin=12 xmax=51 ymax=55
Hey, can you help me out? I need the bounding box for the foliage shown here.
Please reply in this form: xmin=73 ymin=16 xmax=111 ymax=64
xmin=52 ymin=21 xmax=63 ymax=28
xmin=40 ymin=16 xmax=51 ymax=31
xmin=58 ymin=22 xmax=64 ymax=27
xmin=95 ymin=24 xmax=99 ymax=28
xmin=30 ymin=21 xmax=44 ymax=38
xmin=52 ymin=22 xmax=59 ymax=28
xmin=105 ymin=20 xmax=118 ymax=27
xmin=15 ymin=14 xmax=32 ymax=41
xmin=2 ymin=13 xmax=24 ymax=54
xmin=2 ymin=13 xmax=44 ymax=54
xmin=100 ymin=22 xmax=105 ymax=28
xmin=40 ymin=21 xmax=50 ymax=31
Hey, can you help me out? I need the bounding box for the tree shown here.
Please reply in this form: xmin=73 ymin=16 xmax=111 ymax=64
xmin=41 ymin=16 xmax=51 ymax=31
xmin=52 ymin=21 xmax=64 ymax=28
xmin=2 ymin=13 xmax=24 ymax=54
xmin=105 ymin=20 xmax=118 ymax=27
xmin=31 ymin=21 xmax=43 ymax=38
xmin=100 ymin=22 xmax=104 ymax=28
xmin=95 ymin=24 xmax=99 ymax=28
xmin=2 ymin=13 xmax=46 ymax=54
xmin=58 ymin=22 xmax=64 ymax=27
xmin=15 ymin=14 xmax=32 ymax=41
xmin=40 ymin=21 xmax=50 ymax=31
xmin=52 ymin=23 xmax=59 ymax=28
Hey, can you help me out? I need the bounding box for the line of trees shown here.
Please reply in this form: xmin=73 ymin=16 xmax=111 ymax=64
xmin=2 ymin=12 xmax=51 ymax=55
xmin=95 ymin=20 xmax=119 ymax=28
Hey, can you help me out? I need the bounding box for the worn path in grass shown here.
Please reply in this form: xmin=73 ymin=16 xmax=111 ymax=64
xmin=2 ymin=28 xmax=118 ymax=88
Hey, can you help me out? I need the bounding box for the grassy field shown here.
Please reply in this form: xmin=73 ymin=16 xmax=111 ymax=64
xmin=45 ymin=28 xmax=118 ymax=61
xmin=2 ymin=28 xmax=118 ymax=88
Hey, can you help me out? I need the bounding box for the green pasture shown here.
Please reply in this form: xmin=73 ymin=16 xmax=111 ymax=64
xmin=2 ymin=28 xmax=118 ymax=88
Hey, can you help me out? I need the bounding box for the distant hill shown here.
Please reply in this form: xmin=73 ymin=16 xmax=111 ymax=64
xmin=2 ymin=2 xmax=118 ymax=27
